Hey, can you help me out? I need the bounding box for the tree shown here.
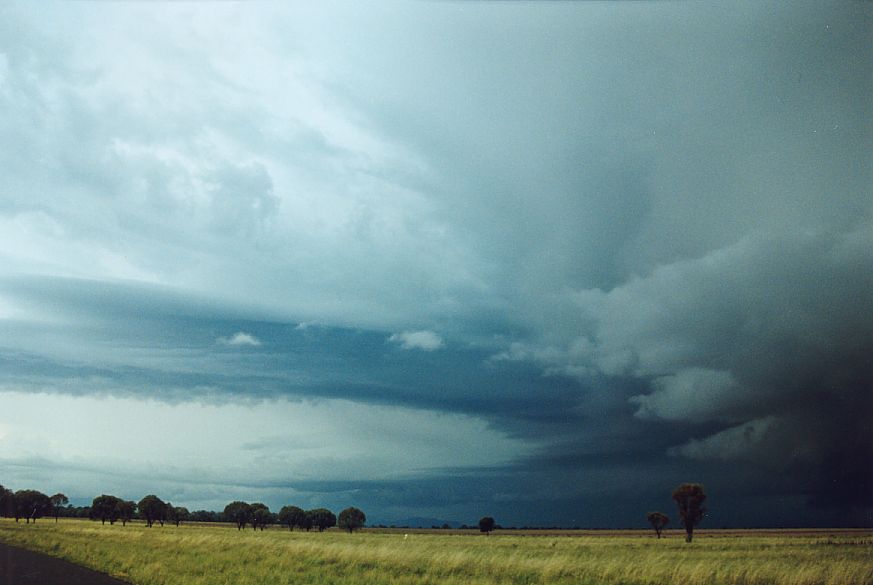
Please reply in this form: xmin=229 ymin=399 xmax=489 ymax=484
xmin=164 ymin=502 xmax=176 ymax=526
xmin=646 ymin=511 xmax=669 ymax=539
xmin=91 ymin=495 xmax=122 ymax=525
xmin=300 ymin=510 xmax=314 ymax=532
xmin=249 ymin=503 xmax=272 ymax=531
xmin=308 ymin=508 xmax=337 ymax=532
xmin=190 ymin=509 xmax=221 ymax=522
xmin=0 ymin=485 xmax=15 ymax=518
xmin=117 ymin=500 xmax=136 ymax=526
xmin=138 ymin=495 xmax=167 ymax=528
xmin=338 ymin=507 xmax=366 ymax=533
xmin=478 ymin=516 xmax=496 ymax=535
xmin=672 ymin=483 xmax=706 ymax=543
xmin=50 ymin=493 xmax=69 ymax=523
xmin=224 ymin=501 xmax=252 ymax=530
xmin=278 ymin=505 xmax=306 ymax=531
xmin=171 ymin=506 xmax=189 ymax=527
xmin=164 ymin=502 xmax=189 ymax=527
xmin=14 ymin=490 xmax=52 ymax=523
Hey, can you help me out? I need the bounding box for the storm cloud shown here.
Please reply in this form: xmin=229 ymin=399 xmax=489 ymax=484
xmin=0 ymin=0 xmax=869 ymax=526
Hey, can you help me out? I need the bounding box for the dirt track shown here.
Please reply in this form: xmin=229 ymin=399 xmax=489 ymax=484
xmin=0 ymin=541 xmax=129 ymax=585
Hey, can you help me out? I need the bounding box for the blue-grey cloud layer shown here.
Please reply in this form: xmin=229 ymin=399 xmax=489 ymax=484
xmin=0 ymin=1 xmax=870 ymax=526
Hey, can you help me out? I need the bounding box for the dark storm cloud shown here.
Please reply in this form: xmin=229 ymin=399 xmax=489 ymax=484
xmin=0 ymin=0 xmax=870 ymax=526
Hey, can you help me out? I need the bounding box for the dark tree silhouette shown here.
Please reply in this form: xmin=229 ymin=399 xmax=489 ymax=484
xmin=50 ymin=493 xmax=68 ymax=523
xmin=250 ymin=503 xmax=272 ymax=531
xmin=138 ymin=495 xmax=167 ymax=528
xmin=172 ymin=506 xmax=190 ymax=527
xmin=672 ymin=483 xmax=706 ymax=543
xmin=478 ymin=516 xmax=496 ymax=535
xmin=15 ymin=490 xmax=51 ymax=523
xmin=91 ymin=495 xmax=122 ymax=525
xmin=308 ymin=508 xmax=336 ymax=532
xmin=190 ymin=509 xmax=221 ymax=522
xmin=224 ymin=501 xmax=252 ymax=530
xmin=646 ymin=511 xmax=669 ymax=539
xmin=278 ymin=505 xmax=306 ymax=531
xmin=0 ymin=485 xmax=13 ymax=518
xmin=300 ymin=510 xmax=314 ymax=532
xmin=117 ymin=500 xmax=136 ymax=526
xmin=338 ymin=507 xmax=366 ymax=533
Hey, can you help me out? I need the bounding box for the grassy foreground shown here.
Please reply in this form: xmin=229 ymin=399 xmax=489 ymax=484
xmin=0 ymin=519 xmax=871 ymax=585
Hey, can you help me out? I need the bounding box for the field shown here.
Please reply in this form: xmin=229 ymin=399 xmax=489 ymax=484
xmin=1 ymin=519 xmax=871 ymax=585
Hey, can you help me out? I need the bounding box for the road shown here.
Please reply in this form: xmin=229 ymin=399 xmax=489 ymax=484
xmin=0 ymin=541 xmax=130 ymax=585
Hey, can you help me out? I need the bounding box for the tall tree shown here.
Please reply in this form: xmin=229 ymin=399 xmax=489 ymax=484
xmin=300 ymin=510 xmax=314 ymax=532
xmin=138 ymin=495 xmax=167 ymax=528
xmin=15 ymin=490 xmax=52 ymax=523
xmin=278 ymin=505 xmax=306 ymax=531
xmin=224 ymin=501 xmax=252 ymax=530
xmin=249 ymin=503 xmax=272 ymax=531
xmin=171 ymin=506 xmax=189 ymax=527
xmin=91 ymin=495 xmax=122 ymax=525
xmin=164 ymin=502 xmax=176 ymax=526
xmin=50 ymin=493 xmax=69 ymax=523
xmin=478 ymin=516 xmax=496 ymax=535
xmin=117 ymin=500 xmax=136 ymax=526
xmin=0 ymin=485 xmax=15 ymax=518
xmin=338 ymin=507 xmax=366 ymax=533
xmin=646 ymin=511 xmax=669 ymax=539
xmin=672 ymin=483 xmax=706 ymax=543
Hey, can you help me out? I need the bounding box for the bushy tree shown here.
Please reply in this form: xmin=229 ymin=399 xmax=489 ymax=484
xmin=0 ymin=485 xmax=15 ymax=518
xmin=672 ymin=483 xmax=706 ymax=543
xmin=117 ymin=500 xmax=136 ymax=526
xmin=91 ymin=495 xmax=122 ymax=525
xmin=164 ymin=502 xmax=189 ymax=526
xmin=138 ymin=495 xmax=167 ymax=528
xmin=308 ymin=508 xmax=336 ymax=532
xmin=278 ymin=505 xmax=306 ymax=531
xmin=300 ymin=510 xmax=314 ymax=532
xmin=172 ymin=506 xmax=190 ymax=527
xmin=646 ymin=511 xmax=669 ymax=539
xmin=224 ymin=501 xmax=252 ymax=530
xmin=50 ymin=493 xmax=68 ymax=523
xmin=15 ymin=490 xmax=52 ymax=523
xmin=190 ymin=509 xmax=221 ymax=522
xmin=250 ymin=503 xmax=273 ymax=531
xmin=338 ymin=507 xmax=366 ymax=533
xmin=478 ymin=516 xmax=496 ymax=535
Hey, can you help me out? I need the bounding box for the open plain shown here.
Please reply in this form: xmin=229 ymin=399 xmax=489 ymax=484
xmin=0 ymin=519 xmax=870 ymax=585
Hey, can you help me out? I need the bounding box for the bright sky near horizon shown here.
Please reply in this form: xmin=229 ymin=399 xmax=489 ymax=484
xmin=0 ymin=1 xmax=870 ymax=527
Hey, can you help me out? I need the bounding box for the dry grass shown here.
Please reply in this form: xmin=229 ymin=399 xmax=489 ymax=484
xmin=0 ymin=518 xmax=870 ymax=585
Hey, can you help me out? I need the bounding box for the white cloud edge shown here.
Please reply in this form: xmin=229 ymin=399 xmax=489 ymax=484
xmin=218 ymin=332 xmax=262 ymax=347
xmin=388 ymin=330 xmax=444 ymax=351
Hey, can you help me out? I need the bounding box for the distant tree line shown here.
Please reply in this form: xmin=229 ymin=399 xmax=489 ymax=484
xmin=0 ymin=485 xmax=67 ymax=524
xmin=3 ymin=480 xmax=706 ymax=539
xmin=224 ymin=502 xmax=366 ymax=533
xmin=0 ymin=483 xmax=366 ymax=534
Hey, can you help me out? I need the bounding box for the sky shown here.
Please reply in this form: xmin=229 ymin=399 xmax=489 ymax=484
xmin=0 ymin=1 xmax=870 ymax=528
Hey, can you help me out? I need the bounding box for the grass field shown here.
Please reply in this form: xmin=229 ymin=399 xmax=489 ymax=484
xmin=1 ymin=518 xmax=870 ymax=585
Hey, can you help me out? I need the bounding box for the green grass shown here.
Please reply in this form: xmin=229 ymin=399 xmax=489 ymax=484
xmin=1 ymin=519 xmax=871 ymax=585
